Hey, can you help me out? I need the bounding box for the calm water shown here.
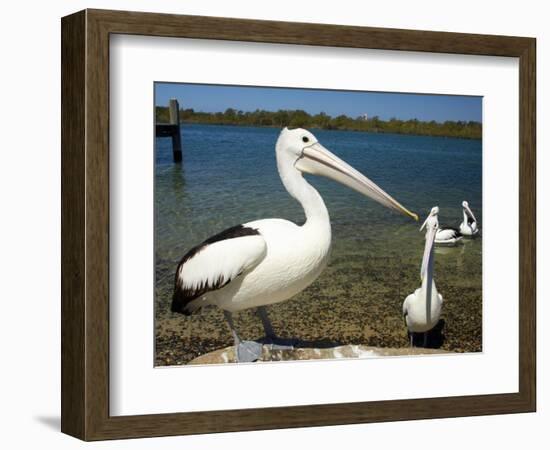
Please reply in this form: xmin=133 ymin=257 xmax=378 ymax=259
xmin=154 ymin=124 xmax=482 ymax=362
xmin=156 ymin=123 xmax=481 ymax=264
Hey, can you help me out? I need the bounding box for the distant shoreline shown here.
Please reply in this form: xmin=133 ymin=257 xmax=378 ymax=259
xmin=181 ymin=120 xmax=482 ymax=141
xmin=156 ymin=106 xmax=482 ymax=140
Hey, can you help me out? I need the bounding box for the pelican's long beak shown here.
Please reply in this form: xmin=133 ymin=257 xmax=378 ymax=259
xmin=464 ymin=204 xmax=477 ymax=222
xmin=421 ymin=221 xmax=437 ymax=279
xmin=295 ymin=142 xmax=418 ymax=221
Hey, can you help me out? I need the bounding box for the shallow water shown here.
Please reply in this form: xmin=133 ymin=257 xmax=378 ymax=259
xmin=155 ymin=124 xmax=482 ymax=365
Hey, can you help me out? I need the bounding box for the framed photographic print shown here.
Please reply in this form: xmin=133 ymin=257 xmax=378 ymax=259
xmin=61 ymin=9 xmax=536 ymax=441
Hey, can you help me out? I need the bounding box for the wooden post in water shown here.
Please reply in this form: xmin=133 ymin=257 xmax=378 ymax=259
xmin=168 ymin=98 xmax=182 ymax=163
xmin=155 ymin=98 xmax=183 ymax=163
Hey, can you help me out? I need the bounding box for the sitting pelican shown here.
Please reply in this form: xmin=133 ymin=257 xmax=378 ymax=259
xmin=171 ymin=127 xmax=418 ymax=362
xmin=403 ymin=207 xmax=444 ymax=347
xmin=459 ymin=200 xmax=479 ymax=236
xmin=435 ymin=226 xmax=462 ymax=246
xmin=430 ymin=206 xmax=463 ymax=246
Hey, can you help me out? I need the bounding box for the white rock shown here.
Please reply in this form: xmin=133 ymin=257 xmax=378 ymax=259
xmin=188 ymin=344 xmax=448 ymax=365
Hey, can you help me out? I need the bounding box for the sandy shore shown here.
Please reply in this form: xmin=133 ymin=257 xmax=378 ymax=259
xmin=155 ymin=244 xmax=482 ymax=366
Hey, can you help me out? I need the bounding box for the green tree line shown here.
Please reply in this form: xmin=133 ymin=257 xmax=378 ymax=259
xmin=156 ymin=107 xmax=482 ymax=140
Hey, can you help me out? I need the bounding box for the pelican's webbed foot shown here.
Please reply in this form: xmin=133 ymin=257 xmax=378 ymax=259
xmin=236 ymin=340 xmax=263 ymax=363
xmin=257 ymin=306 xmax=297 ymax=351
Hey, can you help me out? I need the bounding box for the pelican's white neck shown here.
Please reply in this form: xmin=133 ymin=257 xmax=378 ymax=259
xmin=421 ymin=235 xmax=436 ymax=322
xmin=276 ymin=151 xmax=330 ymax=230
xmin=462 ymin=209 xmax=468 ymax=225
xmin=421 ymin=254 xmax=435 ymax=292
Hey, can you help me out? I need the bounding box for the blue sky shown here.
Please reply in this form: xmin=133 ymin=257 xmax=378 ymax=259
xmin=155 ymin=83 xmax=482 ymax=123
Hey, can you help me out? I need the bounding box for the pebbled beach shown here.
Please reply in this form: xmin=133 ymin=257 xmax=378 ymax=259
xmin=155 ymin=236 xmax=482 ymax=365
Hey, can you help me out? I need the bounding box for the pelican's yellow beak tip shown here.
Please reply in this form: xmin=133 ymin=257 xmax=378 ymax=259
xmin=411 ymin=212 xmax=419 ymax=222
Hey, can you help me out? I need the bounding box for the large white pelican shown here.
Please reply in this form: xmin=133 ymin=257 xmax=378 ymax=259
xmin=459 ymin=200 xmax=479 ymax=236
xmin=403 ymin=207 xmax=444 ymax=347
xmin=171 ymin=128 xmax=418 ymax=362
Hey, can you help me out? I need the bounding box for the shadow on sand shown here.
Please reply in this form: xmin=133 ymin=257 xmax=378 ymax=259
xmin=409 ymin=319 xmax=446 ymax=349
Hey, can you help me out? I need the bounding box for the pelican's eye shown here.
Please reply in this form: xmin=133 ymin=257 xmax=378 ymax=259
xmin=302 ymin=136 xmax=309 ymax=143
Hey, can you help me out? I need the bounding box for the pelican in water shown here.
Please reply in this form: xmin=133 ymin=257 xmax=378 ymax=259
xmin=403 ymin=207 xmax=444 ymax=347
xmin=171 ymin=128 xmax=418 ymax=362
xmin=435 ymin=226 xmax=462 ymax=246
xmin=431 ymin=206 xmax=463 ymax=246
xmin=459 ymin=200 xmax=479 ymax=236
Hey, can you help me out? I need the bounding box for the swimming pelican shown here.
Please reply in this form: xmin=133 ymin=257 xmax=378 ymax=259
xmin=459 ymin=200 xmax=479 ymax=236
xmin=435 ymin=226 xmax=462 ymax=246
xmin=429 ymin=206 xmax=463 ymax=246
xmin=171 ymin=127 xmax=418 ymax=362
xmin=403 ymin=207 xmax=444 ymax=347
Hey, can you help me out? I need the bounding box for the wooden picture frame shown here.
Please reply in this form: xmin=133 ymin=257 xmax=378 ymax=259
xmin=61 ymin=9 xmax=536 ymax=441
